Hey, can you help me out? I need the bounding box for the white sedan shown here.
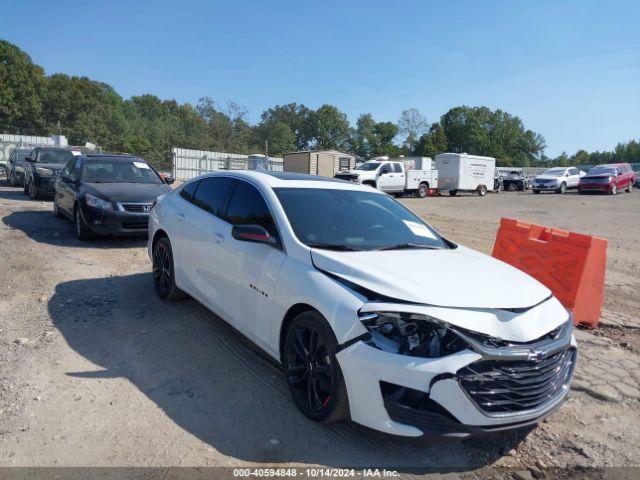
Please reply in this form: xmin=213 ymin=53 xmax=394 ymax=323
xmin=148 ymin=170 xmax=576 ymax=438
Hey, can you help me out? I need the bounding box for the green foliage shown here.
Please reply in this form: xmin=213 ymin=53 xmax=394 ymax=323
xmin=0 ymin=40 xmax=46 ymax=134
xmin=2 ymin=39 xmax=637 ymax=171
xmin=308 ymin=104 xmax=351 ymax=150
xmin=441 ymin=106 xmax=546 ymax=167
xmin=414 ymin=122 xmax=448 ymax=158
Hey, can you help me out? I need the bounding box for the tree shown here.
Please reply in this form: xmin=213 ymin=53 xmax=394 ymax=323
xmin=260 ymin=103 xmax=313 ymax=150
xmin=309 ymin=104 xmax=351 ymax=150
xmin=398 ymin=108 xmax=427 ymax=152
xmin=0 ymin=40 xmax=46 ymax=134
xmin=414 ymin=122 xmax=448 ymax=158
xmin=253 ymin=120 xmax=295 ymax=155
xmin=441 ymin=106 xmax=545 ymax=166
xmin=196 ymin=97 xmax=252 ymax=152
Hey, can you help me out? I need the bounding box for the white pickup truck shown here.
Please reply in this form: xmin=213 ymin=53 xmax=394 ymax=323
xmin=334 ymin=158 xmax=438 ymax=198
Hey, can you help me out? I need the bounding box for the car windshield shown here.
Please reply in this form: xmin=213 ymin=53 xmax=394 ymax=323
xmin=543 ymin=168 xmax=565 ymax=176
xmin=588 ymin=166 xmax=616 ymax=175
xmin=15 ymin=151 xmax=30 ymax=161
xmin=37 ymin=149 xmax=75 ymax=164
xmin=356 ymin=162 xmax=381 ymax=171
xmin=83 ymin=158 xmax=161 ymax=184
xmin=274 ymin=188 xmax=448 ymax=251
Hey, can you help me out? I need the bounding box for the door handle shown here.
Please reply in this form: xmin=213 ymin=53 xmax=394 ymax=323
xmin=212 ymin=232 xmax=224 ymax=243
xmin=177 ymin=213 xmax=185 ymax=221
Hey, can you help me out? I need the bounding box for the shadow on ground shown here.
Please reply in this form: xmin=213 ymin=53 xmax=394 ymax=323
xmin=48 ymin=273 xmax=531 ymax=471
xmin=2 ymin=210 xmax=146 ymax=249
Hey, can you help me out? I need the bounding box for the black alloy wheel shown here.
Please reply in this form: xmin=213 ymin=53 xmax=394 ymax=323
xmin=285 ymin=312 xmax=348 ymax=423
xmin=152 ymin=237 xmax=187 ymax=301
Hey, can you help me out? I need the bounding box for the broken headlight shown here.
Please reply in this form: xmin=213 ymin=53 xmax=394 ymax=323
xmin=359 ymin=312 xmax=468 ymax=358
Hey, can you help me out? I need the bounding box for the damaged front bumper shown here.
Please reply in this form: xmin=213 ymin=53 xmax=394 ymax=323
xmin=335 ymin=300 xmax=577 ymax=438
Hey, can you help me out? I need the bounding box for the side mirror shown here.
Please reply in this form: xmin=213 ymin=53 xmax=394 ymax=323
xmin=231 ymin=225 xmax=277 ymax=246
xmin=25 ymin=157 xmax=35 ymax=163
xmin=163 ymin=173 xmax=175 ymax=185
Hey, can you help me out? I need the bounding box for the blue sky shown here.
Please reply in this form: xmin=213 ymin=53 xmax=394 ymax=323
xmin=2 ymin=0 xmax=638 ymax=156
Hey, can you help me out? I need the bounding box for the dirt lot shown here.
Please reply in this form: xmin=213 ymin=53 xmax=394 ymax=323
xmin=0 ymin=182 xmax=639 ymax=478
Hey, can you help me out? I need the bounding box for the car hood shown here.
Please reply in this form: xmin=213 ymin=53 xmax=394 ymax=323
xmin=311 ymin=245 xmax=551 ymax=309
xmin=85 ymin=183 xmax=171 ymax=203
xmin=36 ymin=163 xmax=66 ymax=171
xmin=582 ymin=174 xmax=612 ymax=180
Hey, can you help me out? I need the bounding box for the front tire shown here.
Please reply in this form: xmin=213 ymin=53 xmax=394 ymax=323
xmin=152 ymin=236 xmax=187 ymax=301
xmin=557 ymin=182 xmax=567 ymax=194
xmin=610 ymin=184 xmax=618 ymax=195
xmin=533 ymin=189 xmax=540 ymax=194
xmin=53 ymin=199 xmax=64 ymax=218
xmin=284 ymin=311 xmax=349 ymax=423
xmin=75 ymin=207 xmax=94 ymax=240
xmin=8 ymin=172 xmax=16 ymax=186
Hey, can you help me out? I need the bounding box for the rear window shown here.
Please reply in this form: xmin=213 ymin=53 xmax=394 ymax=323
xmin=191 ymin=177 xmax=236 ymax=218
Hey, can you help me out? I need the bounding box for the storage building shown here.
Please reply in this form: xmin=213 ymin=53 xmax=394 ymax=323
xmin=283 ymin=150 xmax=356 ymax=178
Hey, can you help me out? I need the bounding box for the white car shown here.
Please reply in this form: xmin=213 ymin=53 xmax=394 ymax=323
xmin=531 ymin=167 xmax=583 ymax=194
xmin=148 ymin=170 xmax=577 ymax=438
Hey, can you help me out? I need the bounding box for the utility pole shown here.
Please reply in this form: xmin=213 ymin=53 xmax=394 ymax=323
xmin=57 ymin=120 xmax=61 ymax=135
xmin=265 ymin=140 xmax=269 ymax=157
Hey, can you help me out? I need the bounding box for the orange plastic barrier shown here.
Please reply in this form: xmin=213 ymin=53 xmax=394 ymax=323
xmin=492 ymin=218 xmax=607 ymax=328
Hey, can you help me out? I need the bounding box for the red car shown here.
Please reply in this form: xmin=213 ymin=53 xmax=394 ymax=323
xmin=578 ymin=163 xmax=636 ymax=195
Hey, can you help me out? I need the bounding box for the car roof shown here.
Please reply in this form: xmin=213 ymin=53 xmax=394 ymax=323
xmin=194 ymin=169 xmax=385 ymax=193
xmin=80 ymin=154 xmax=145 ymax=162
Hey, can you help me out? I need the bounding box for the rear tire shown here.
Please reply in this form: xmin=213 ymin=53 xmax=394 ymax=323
xmin=626 ymin=182 xmax=633 ymax=193
xmin=417 ymin=183 xmax=429 ymax=198
xmin=449 ymin=190 xmax=457 ymax=196
xmin=477 ymin=185 xmax=487 ymax=196
xmin=284 ymin=311 xmax=349 ymax=424
xmin=152 ymin=236 xmax=188 ymax=301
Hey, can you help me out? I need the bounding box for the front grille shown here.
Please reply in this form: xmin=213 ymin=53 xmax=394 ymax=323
xmin=457 ymin=348 xmax=576 ymax=414
xmin=122 ymin=221 xmax=148 ymax=230
xmin=121 ymin=203 xmax=152 ymax=213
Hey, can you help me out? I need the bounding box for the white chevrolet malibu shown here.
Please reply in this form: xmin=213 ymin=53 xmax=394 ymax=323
xmin=148 ymin=170 xmax=576 ymax=438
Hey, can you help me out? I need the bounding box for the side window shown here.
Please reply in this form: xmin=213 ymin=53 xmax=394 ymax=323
xmin=191 ymin=177 xmax=235 ymax=217
xmin=179 ymin=180 xmax=199 ymax=203
xmin=569 ymin=168 xmax=579 ymax=176
xmin=70 ymin=158 xmax=82 ymax=180
xmin=226 ymin=181 xmax=277 ymax=238
xmin=393 ymin=163 xmax=402 ymax=173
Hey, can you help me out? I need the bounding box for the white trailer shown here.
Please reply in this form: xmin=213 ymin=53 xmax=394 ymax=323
xmin=435 ymin=153 xmax=496 ymax=196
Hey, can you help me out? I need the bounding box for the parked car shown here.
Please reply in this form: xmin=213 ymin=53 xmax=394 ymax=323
xmin=633 ymin=165 xmax=640 ymax=188
xmin=6 ymin=148 xmax=32 ymax=187
xmin=23 ymin=147 xmax=80 ymax=199
xmin=502 ymin=171 xmax=530 ymax=191
xmin=578 ymin=163 xmax=636 ymax=195
xmin=493 ymin=170 xmax=503 ymax=192
xmin=531 ymin=167 xmax=582 ymax=194
xmin=334 ymin=159 xmax=437 ymax=198
xmin=53 ymin=154 xmax=173 ymax=240
xmin=148 ymin=170 xmax=576 ymax=438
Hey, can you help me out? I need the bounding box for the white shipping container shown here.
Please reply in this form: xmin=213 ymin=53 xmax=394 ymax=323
xmin=435 ymin=153 xmax=496 ymax=195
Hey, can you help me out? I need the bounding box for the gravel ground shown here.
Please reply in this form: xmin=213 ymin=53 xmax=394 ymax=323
xmin=0 ymin=182 xmax=638 ymax=479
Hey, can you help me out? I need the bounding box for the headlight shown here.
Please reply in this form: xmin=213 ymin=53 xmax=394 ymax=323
xmin=15 ymin=166 xmax=24 ymax=173
xmin=36 ymin=167 xmax=54 ymax=176
xmin=359 ymin=312 xmax=468 ymax=358
xmin=85 ymin=193 xmax=114 ymax=211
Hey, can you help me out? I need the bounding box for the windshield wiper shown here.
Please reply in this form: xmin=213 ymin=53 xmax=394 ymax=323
xmin=375 ymin=243 xmax=441 ymax=251
xmin=307 ymin=243 xmax=361 ymax=251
